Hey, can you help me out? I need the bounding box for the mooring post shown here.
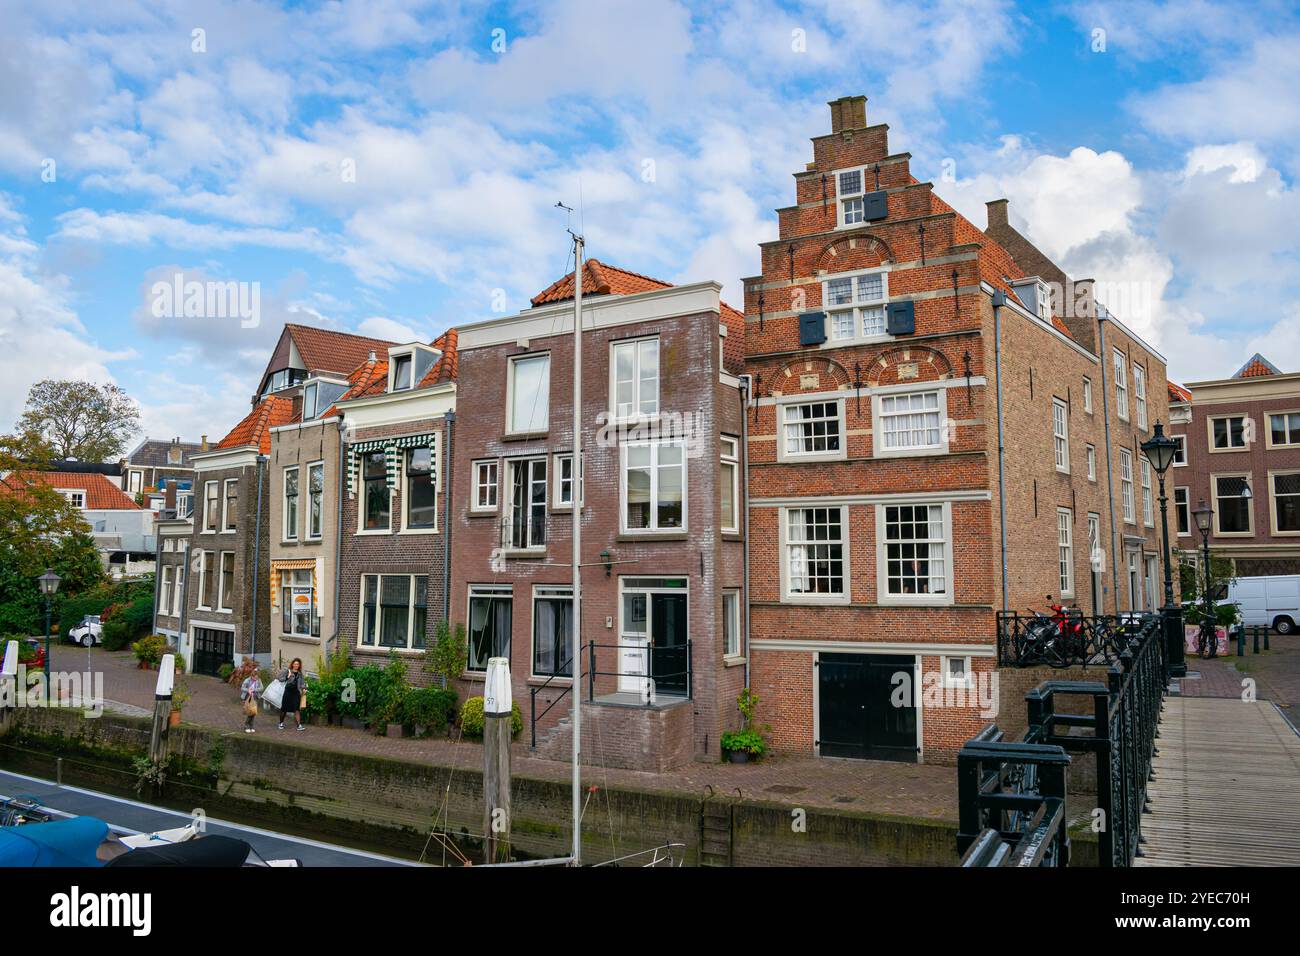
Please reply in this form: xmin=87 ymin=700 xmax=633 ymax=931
xmin=0 ymin=641 xmax=17 ymax=736
xmin=148 ymin=654 xmax=175 ymax=766
xmin=482 ymin=656 xmax=513 ymax=864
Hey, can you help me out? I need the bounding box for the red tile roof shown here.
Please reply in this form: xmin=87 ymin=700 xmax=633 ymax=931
xmin=319 ymin=328 xmax=459 ymax=416
xmin=1233 ymin=353 xmax=1280 ymax=378
xmin=1 ymin=470 xmax=140 ymax=510
xmin=418 ymin=329 xmax=458 ymax=387
xmin=1167 ymin=381 xmax=1192 ymax=403
xmin=285 ymin=324 xmax=398 ymax=377
xmin=530 ymin=258 xmax=673 ymax=306
xmin=215 ymin=396 xmax=295 ymax=454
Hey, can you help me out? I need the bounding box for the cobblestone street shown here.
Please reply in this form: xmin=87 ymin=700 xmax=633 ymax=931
xmin=1177 ymin=632 xmax=1300 ymax=728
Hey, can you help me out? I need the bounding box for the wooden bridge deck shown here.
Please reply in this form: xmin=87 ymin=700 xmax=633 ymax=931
xmin=1135 ymin=697 xmax=1300 ymax=867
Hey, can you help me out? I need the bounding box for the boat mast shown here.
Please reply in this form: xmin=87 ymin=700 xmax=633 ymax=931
xmin=570 ymin=230 xmax=584 ymax=866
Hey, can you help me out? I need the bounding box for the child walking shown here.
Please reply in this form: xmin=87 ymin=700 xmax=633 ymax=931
xmin=240 ymin=670 xmax=263 ymax=733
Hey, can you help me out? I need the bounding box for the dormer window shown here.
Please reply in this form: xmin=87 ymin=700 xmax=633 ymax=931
xmin=1036 ymin=281 xmax=1050 ymax=320
xmin=392 ymin=354 xmax=413 ymax=391
xmin=387 ymin=344 xmax=439 ymax=394
xmin=302 ymin=383 xmax=318 ymax=419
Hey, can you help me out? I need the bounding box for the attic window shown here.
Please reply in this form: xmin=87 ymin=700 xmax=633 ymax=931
xmin=392 ymin=354 xmax=413 ymax=391
xmin=302 ymin=383 xmax=318 ymax=419
xmin=1037 ymin=282 xmax=1050 ymax=321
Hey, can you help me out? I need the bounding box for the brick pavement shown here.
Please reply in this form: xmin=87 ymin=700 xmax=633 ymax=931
xmin=47 ymin=644 xmax=958 ymax=821
xmin=1178 ymin=632 xmax=1300 ymax=727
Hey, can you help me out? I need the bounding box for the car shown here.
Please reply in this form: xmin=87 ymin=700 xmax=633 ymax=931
xmin=67 ymin=615 xmax=103 ymax=647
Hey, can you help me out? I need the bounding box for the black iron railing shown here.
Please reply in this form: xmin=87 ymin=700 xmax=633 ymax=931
xmin=996 ymin=610 xmax=1155 ymax=668
xmin=959 ymin=612 xmax=1167 ymax=867
xmin=529 ymin=654 xmax=574 ymax=750
xmin=586 ymin=640 xmax=692 ymax=704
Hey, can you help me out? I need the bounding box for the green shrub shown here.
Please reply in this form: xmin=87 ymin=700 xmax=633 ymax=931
xmin=131 ymin=633 xmax=168 ymax=666
xmin=121 ymin=592 xmax=155 ymax=637
xmin=101 ymin=620 xmax=131 ymax=652
xmin=217 ymin=663 xmax=234 ymax=682
xmin=402 ymin=687 xmax=457 ymax=735
xmin=458 ymin=696 xmax=522 ymax=739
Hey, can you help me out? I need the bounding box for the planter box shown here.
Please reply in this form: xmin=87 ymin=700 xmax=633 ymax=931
xmin=341 ymin=716 xmax=365 ymax=731
xmin=385 ymin=722 xmax=402 ymax=738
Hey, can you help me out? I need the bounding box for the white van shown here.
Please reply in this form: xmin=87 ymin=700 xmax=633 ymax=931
xmin=1227 ymin=575 xmax=1300 ymax=634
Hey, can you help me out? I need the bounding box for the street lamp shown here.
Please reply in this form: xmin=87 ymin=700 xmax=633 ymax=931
xmin=1191 ymin=499 xmax=1216 ymax=659
xmin=1141 ymin=422 xmax=1184 ymax=677
xmin=37 ymin=569 xmax=60 ymax=704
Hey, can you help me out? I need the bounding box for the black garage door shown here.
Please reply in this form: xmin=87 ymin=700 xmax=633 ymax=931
xmin=193 ymin=627 xmax=233 ymax=677
xmin=817 ymin=653 xmax=918 ymax=761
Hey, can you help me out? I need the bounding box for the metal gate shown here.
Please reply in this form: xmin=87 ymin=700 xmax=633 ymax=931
xmin=192 ymin=627 xmax=233 ymax=677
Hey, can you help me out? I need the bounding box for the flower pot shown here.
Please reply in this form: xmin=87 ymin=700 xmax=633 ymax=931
xmin=726 ymin=750 xmax=749 ymax=764
xmin=168 ymin=710 xmax=182 ymax=727
xmin=385 ymin=721 xmax=402 ymax=738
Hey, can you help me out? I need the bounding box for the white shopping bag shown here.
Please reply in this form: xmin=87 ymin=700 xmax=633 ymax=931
xmin=261 ymin=678 xmax=285 ymax=710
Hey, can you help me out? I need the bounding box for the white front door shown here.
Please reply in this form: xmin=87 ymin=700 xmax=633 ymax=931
xmin=1127 ymin=549 xmax=1142 ymax=612
xmin=618 ymin=637 xmax=649 ymax=697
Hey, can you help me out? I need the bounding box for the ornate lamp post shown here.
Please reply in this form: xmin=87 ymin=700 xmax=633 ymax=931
xmin=1140 ymin=422 xmax=1183 ymax=677
xmin=37 ymin=569 xmax=61 ymax=704
xmin=1191 ymin=499 xmax=1215 ymax=659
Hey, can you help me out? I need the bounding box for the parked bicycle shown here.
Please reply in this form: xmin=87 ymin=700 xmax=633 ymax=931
xmin=1020 ymin=596 xmax=1086 ymax=668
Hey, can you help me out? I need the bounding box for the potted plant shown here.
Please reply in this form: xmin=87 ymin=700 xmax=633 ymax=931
xmin=720 ymin=688 xmax=770 ymax=763
xmin=169 ymin=679 xmax=190 ymax=727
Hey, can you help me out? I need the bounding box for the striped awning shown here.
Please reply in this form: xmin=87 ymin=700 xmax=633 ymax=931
xmin=346 ymin=433 xmax=438 ymax=498
xmin=270 ymin=558 xmax=317 ymax=609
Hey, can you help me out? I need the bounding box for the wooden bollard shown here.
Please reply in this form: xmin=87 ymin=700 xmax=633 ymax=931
xmin=148 ymin=654 xmax=175 ymax=766
xmin=482 ymin=656 xmax=512 ymax=865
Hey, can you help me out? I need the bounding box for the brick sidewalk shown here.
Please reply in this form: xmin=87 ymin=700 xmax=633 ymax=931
xmin=49 ymin=644 xmax=959 ymax=821
xmin=1178 ymin=632 xmax=1300 ymax=727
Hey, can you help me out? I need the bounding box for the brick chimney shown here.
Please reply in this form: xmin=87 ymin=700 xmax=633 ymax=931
xmin=829 ymin=95 xmax=868 ymax=134
xmin=986 ymin=198 xmax=1009 ymax=230
xmin=200 ymin=434 xmax=209 ymax=452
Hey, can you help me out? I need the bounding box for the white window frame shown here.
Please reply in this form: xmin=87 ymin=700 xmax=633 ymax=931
xmin=283 ymin=466 xmax=300 ymax=541
xmin=1267 ymin=411 xmax=1300 ymax=450
xmin=874 ymin=389 xmax=947 ymax=458
xmin=356 ymin=450 xmax=393 ymax=534
xmin=877 ymin=501 xmax=953 ymax=606
xmin=1120 ymin=448 xmax=1135 ymax=524
xmin=302 ymin=382 xmax=318 ymax=420
xmin=1086 ymin=444 xmax=1097 ymax=482
xmin=400 ymin=446 xmax=438 ymax=534
xmin=389 ymin=351 xmax=414 ymax=392
xmin=553 ymin=452 xmax=583 ymax=510
xmin=358 ymin=574 xmax=429 ymax=652
xmin=202 ymin=481 xmax=219 ymax=533
xmin=777 ymin=399 xmax=845 ymax=462
xmin=467 ymin=583 xmax=513 ymax=672
xmin=471 ymin=459 xmax=499 ymax=513
xmin=722 ymin=589 xmax=742 ymax=659
xmin=821 ymin=268 xmax=890 ymax=345
xmin=1209 ymin=414 xmax=1249 ymax=451
xmin=222 ymin=478 xmax=238 ymax=532
xmin=832 ymin=165 xmax=873 ymax=228
xmin=620 ymin=441 xmax=688 ymax=534
xmin=1212 ymin=472 xmax=1254 ymax=536
xmin=1174 ymin=486 xmax=1191 ymax=537
xmin=217 ymin=551 xmax=235 ymax=613
xmin=1140 ymin=456 xmax=1154 ymax=527
xmin=506 ymin=352 xmax=551 ymax=435
xmin=307 ymin=461 xmax=325 ymax=540
xmin=177 ymin=492 xmax=193 ymax=518
xmin=1133 ymin=363 xmax=1148 ymax=431
xmin=1171 ymin=434 xmax=1187 ymax=467
xmin=720 ymin=436 xmax=740 ymax=533
xmin=1057 ymin=508 xmax=1074 ymax=598
xmin=1082 ymin=376 xmax=1093 ymax=414
xmin=280 ymin=568 xmax=317 ymax=638
xmin=1053 ymin=398 xmax=1070 ymax=473
xmin=172 ymin=565 xmax=184 ymax=617
xmin=1269 ymin=470 xmax=1300 ymax=536
xmin=531 ymin=584 xmax=574 ymax=679
xmin=506 ymin=456 xmax=548 ymax=551
xmin=196 ymin=551 xmax=212 ymax=611
xmin=941 ymin=654 xmax=974 ymax=690
xmin=609 ymin=337 xmax=660 ymax=422
xmin=1114 ymin=350 xmax=1129 ymax=422
xmin=160 ymin=566 xmax=173 ymax=617
xmin=780 ymin=506 xmax=849 ymax=605
xmin=65 ymin=491 xmax=85 ymax=510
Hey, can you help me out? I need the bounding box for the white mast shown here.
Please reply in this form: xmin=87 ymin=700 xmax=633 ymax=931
xmin=571 ymin=230 xmax=584 ymax=866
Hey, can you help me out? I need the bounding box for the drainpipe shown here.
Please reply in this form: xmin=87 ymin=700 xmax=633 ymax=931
xmin=992 ymin=289 xmax=1010 ymax=613
xmin=151 ymin=529 xmax=163 ymax=637
xmin=330 ymin=418 xmax=346 ymax=668
xmin=740 ymin=375 xmax=752 ymax=689
xmin=251 ymin=454 xmax=267 ymax=661
xmin=442 ymin=410 xmax=455 ymax=627
xmin=1097 ymin=310 xmax=1121 ymax=612
xmin=178 ymin=540 xmax=191 ymax=669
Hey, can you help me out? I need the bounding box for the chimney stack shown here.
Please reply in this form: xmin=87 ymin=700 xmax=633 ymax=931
xmin=828 ymin=95 xmax=868 ymax=134
xmin=368 ymin=349 xmax=377 ymax=362
xmin=986 ymin=198 xmax=1009 ymax=230
xmin=200 ymin=434 xmax=209 ymax=452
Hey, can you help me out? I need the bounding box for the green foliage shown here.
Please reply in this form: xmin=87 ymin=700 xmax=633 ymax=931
xmin=458 ymin=696 xmax=522 ymax=739
xmin=721 ymin=688 xmax=771 ymax=759
xmin=132 ymin=633 xmax=168 ymax=666
xmin=18 ymin=379 xmax=140 ymax=462
xmin=217 ymin=663 xmax=234 ymax=682
xmin=424 ymin=619 xmax=468 ymax=686
xmin=171 ymin=677 xmax=191 ymax=711
xmin=401 ymin=687 xmax=457 ymax=735
xmin=57 ymin=577 xmax=154 ymax=638
xmin=101 ymin=619 xmax=131 ymax=651
xmin=2 ymin=635 xmax=40 ymax=665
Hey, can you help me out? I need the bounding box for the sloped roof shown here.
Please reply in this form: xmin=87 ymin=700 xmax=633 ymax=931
xmin=418 ymin=329 xmax=458 ymax=387
xmin=1167 ymin=381 xmax=1192 ymax=403
xmin=1 ymin=470 xmax=140 ymax=510
xmin=320 ymin=329 xmax=459 ymax=417
xmin=215 ymin=396 xmax=295 ymax=454
xmin=530 ymin=258 xmax=673 ymax=306
xmin=285 ymin=324 xmax=398 ymax=377
xmin=1231 ymin=353 xmax=1281 ymax=379
xmin=124 ymin=438 xmax=203 ymax=468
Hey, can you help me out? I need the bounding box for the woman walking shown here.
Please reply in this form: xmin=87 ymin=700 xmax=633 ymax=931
xmin=240 ymin=670 xmax=263 ymax=733
xmin=278 ymin=657 xmax=306 ymax=731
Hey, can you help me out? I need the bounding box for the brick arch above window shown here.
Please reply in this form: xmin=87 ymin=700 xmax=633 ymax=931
xmin=812 ymin=232 xmax=894 ymax=275
xmin=866 ymin=347 xmax=953 ymax=388
xmin=768 ymin=356 xmax=853 ymax=397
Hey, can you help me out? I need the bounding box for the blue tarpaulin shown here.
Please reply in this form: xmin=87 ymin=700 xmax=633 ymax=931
xmin=0 ymin=817 xmax=108 ymax=867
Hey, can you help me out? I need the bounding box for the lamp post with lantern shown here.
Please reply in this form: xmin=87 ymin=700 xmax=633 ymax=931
xmin=1140 ymin=422 xmax=1184 ymax=677
xmin=37 ymin=569 xmax=61 ymax=704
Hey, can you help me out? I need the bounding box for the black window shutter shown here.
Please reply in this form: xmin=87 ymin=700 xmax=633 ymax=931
xmin=799 ymin=312 xmax=827 ymax=346
xmin=862 ymin=190 xmax=888 ymax=221
xmin=886 ymin=301 xmax=915 ymax=335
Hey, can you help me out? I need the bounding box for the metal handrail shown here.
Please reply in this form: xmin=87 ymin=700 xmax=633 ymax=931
xmin=584 ymin=639 xmax=692 ymax=702
xmin=528 ymin=655 xmax=574 ymax=749
xmin=996 ymin=610 xmax=1158 ymax=668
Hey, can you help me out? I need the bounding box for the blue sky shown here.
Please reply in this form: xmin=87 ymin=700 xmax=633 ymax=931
xmin=1 ymin=0 xmax=1297 ymax=445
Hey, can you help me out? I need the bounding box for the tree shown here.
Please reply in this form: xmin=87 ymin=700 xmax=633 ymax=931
xmin=17 ymin=380 xmax=140 ymax=462
xmin=0 ymin=435 xmax=105 ymax=634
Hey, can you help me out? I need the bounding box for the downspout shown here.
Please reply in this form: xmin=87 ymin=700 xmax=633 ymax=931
xmin=992 ymin=289 xmax=1010 ymax=613
xmin=178 ymin=541 xmax=191 ymax=668
xmin=442 ymin=409 xmax=455 ymax=628
xmin=330 ymin=418 xmax=346 ymax=668
xmin=1097 ymin=310 xmax=1121 ymax=612
xmin=251 ymin=454 xmax=267 ymax=661
xmin=151 ymin=529 xmax=163 ymax=637
xmin=740 ymin=376 xmax=752 ymax=689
